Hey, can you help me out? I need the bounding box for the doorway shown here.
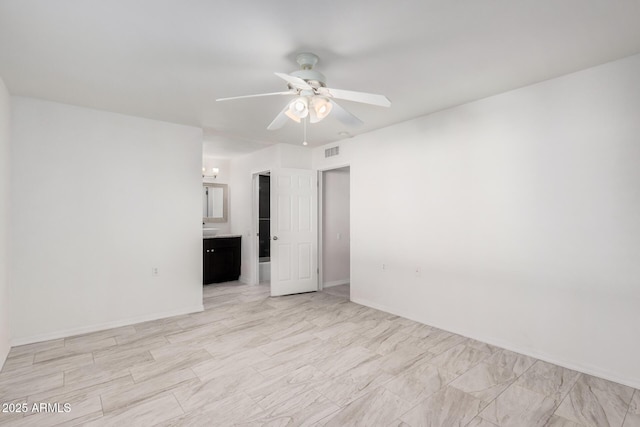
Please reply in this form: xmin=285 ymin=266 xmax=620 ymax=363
xmin=320 ymin=166 xmax=351 ymax=299
xmin=258 ymin=173 xmax=270 ymax=285
xmin=252 ymin=168 xmax=319 ymax=295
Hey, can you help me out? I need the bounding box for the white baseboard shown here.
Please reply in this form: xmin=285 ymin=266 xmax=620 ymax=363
xmin=351 ymin=295 xmax=640 ymax=390
xmin=323 ymin=279 xmax=350 ymax=288
xmin=10 ymin=304 xmax=204 ymax=347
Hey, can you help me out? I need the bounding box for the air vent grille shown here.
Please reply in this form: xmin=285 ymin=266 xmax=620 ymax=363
xmin=324 ymin=146 xmax=340 ymax=158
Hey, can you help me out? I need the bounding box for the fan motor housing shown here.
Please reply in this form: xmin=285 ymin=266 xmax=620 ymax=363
xmin=290 ymin=70 xmax=326 ymax=88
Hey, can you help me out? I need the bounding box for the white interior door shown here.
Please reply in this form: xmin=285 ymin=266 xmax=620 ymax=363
xmin=270 ymin=168 xmax=318 ymax=296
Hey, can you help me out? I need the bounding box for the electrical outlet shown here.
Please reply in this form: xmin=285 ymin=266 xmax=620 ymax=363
xmin=152 ymin=267 xmax=159 ymax=277
xmin=415 ymin=267 xmax=421 ymax=277
xmin=336 ymin=233 xmax=341 ymax=240
xmin=382 ymin=263 xmax=386 ymax=271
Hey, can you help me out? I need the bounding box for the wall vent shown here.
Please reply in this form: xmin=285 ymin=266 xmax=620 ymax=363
xmin=324 ymin=146 xmax=340 ymax=158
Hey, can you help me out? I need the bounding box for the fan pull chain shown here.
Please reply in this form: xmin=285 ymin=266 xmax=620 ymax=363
xmin=302 ymin=116 xmax=308 ymax=146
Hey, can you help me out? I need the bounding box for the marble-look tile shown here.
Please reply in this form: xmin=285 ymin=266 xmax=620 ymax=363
xmin=428 ymin=342 xmax=492 ymax=375
xmin=115 ymin=320 xmax=183 ymax=345
xmin=6 ymin=339 xmax=65 ymax=358
xmin=243 ymin=388 xmax=340 ymax=427
xmin=1 ymin=281 xmax=637 ymax=427
xmin=467 ymin=417 xmax=499 ymax=426
xmin=400 ymin=322 xmax=440 ymax=339
xmin=361 ymin=330 xmax=424 ymax=356
xmin=64 ymin=326 xmax=137 ymax=347
xmin=449 ymin=361 xmax=518 ymax=404
xmin=322 ymin=284 xmax=350 ymax=298
xmin=156 ymin=392 xmax=263 ymax=427
xmin=93 ymin=349 xmax=156 ymax=371
xmin=515 ymin=361 xmax=581 ymax=403
xmin=479 ymin=384 xmax=556 ymax=427
xmin=322 ymin=387 xmax=411 ymax=427
xmin=195 ymin=347 xmax=270 ymax=380
xmin=0 ymin=353 xmax=93 ymax=383
xmin=314 ymin=361 xmax=395 ymax=407
xmin=0 ymin=371 xmax=63 ymax=401
xmin=148 ymin=341 xmax=209 ymax=360
xmin=128 ymin=349 xmax=211 ymax=382
xmin=400 ymin=385 xmax=484 ymax=427
xmin=313 ymin=321 xmax=363 ymax=341
xmin=174 ymin=367 xmax=264 ymax=411
xmin=83 ymin=394 xmax=184 ymax=427
xmin=27 ymin=375 xmax=133 ymax=406
xmin=0 ymin=354 xmax=34 ymax=372
xmin=483 ymin=349 xmax=537 ymax=376
xmin=554 ymin=374 xmax=634 ymax=427
xmin=623 ymin=390 xmax=640 ymax=427
xmin=321 ymin=328 xmax=367 ymax=349
xmin=313 ymin=345 xmax=380 ymax=378
xmin=546 ymin=415 xmax=584 ymax=426
xmin=63 ymin=364 xmax=132 ymax=390
xmin=384 ymin=362 xmax=457 ymax=404
xmin=253 ymin=351 xmax=318 ymax=380
xmin=34 ymin=337 xmax=116 ymax=363
xmin=257 ymin=332 xmax=320 ymax=357
xmin=175 ymin=308 xmax=235 ymax=329
xmin=32 ymin=353 xmax=95 ymax=372
xmin=308 ymin=309 xmax=359 ymax=329
xmin=265 ymin=319 xmax=318 ymax=341
xmin=93 ymin=335 xmax=168 ymax=360
xmin=132 ymin=316 xmax=184 ymax=333
xmin=100 ymin=368 xmax=198 ymax=413
xmin=245 ymin=365 xmax=327 ymax=410
xmin=209 ymin=328 xmax=271 ymax=352
xmin=421 ymin=334 xmax=467 ymax=355
xmin=465 ymin=339 xmax=500 ymax=355
xmin=164 ymin=321 xmax=229 ymax=344
xmin=374 ymin=345 xmax=432 ymax=376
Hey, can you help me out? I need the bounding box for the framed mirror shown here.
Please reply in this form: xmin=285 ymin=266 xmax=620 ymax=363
xmin=203 ymin=183 xmax=228 ymax=223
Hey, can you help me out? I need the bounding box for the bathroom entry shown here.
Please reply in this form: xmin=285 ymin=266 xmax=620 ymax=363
xmin=258 ymin=174 xmax=271 ymax=284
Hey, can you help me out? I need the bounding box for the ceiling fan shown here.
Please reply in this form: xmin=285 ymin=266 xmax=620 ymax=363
xmin=216 ymin=52 xmax=391 ymax=130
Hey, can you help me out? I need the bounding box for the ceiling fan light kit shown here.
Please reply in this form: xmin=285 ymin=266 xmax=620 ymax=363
xmin=216 ymin=52 xmax=391 ymax=139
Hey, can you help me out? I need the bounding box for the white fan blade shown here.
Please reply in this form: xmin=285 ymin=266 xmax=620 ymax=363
xmin=323 ymin=87 xmax=391 ymax=107
xmin=267 ymin=102 xmax=293 ymax=130
xmin=216 ymin=91 xmax=294 ymax=102
xmin=274 ymin=72 xmax=313 ymax=91
xmin=329 ymin=100 xmax=363 ymax=127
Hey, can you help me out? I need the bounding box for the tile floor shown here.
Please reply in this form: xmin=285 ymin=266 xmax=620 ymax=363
xmin=0 ymin=282 xmax=638 ymax=426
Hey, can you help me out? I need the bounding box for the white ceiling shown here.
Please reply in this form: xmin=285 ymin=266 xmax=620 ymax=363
xmin=2 ymin=1 xmax=640 ymax=157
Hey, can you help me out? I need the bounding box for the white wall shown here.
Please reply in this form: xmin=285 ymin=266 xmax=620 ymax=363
xmin=10 ymin=97 xmax=203 ymax=344
xmin=229 ymin=143 xmax=311 ymax=284
xmin=322 ymin=167 xmax=350 ymax=287
xmin=312 ymin=53 xmax=640 ymax=388
xmin=0 ymin=77 xmax=11 ymax=367
xmin=202 ymin=156 xmax=231 ymax=234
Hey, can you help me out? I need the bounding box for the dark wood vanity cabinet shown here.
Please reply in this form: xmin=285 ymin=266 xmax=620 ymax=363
xmin=203 ymin=236 xmax=241 ymax=284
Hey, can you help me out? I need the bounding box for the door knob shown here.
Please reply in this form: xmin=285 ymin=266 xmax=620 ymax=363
xmin=272 ymin=236 xmax=278 ymax=240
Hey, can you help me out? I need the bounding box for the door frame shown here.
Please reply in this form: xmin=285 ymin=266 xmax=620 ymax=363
xmin=251 ymin=170 xmax=270 ymax=286
xmin=317 ymin=163 xmax=351 ymax=292
xmin=252 ymin=164 xmax=351 ymax=292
